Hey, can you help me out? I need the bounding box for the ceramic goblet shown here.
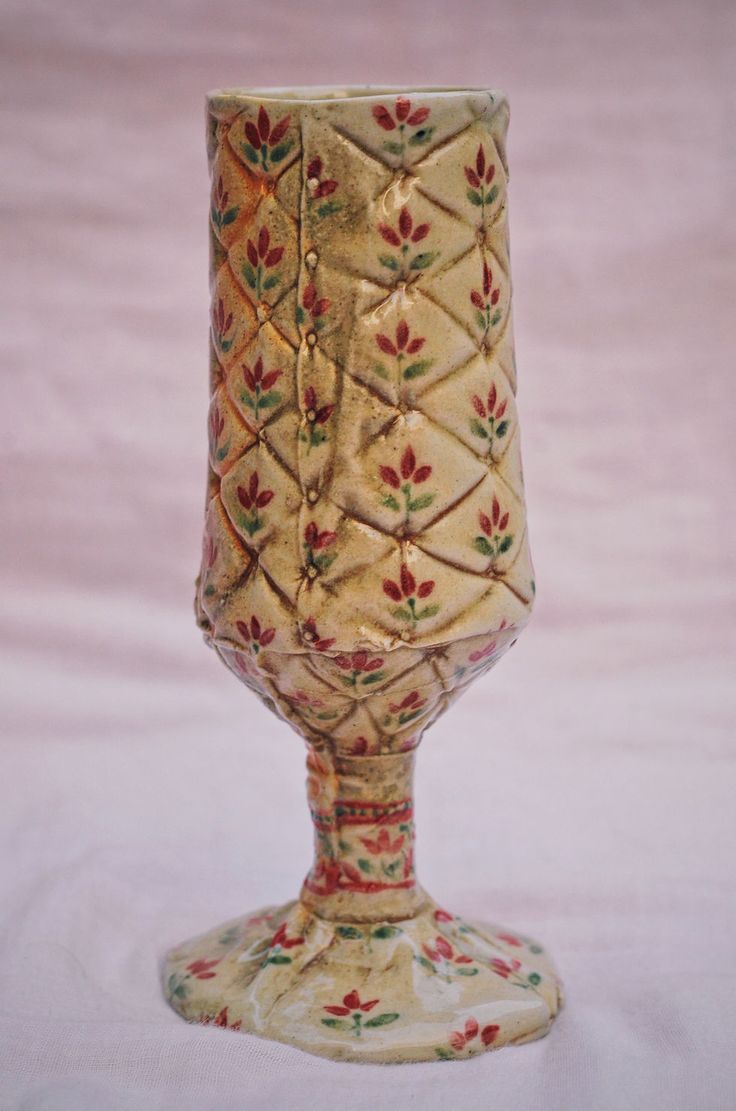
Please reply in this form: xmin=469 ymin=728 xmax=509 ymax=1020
xmin=163 ymin=85 xmax=563 ymax=1063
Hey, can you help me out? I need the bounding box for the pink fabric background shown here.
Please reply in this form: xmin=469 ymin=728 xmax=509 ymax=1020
xmin=2 ymin=1 xmax=734 ymax=1107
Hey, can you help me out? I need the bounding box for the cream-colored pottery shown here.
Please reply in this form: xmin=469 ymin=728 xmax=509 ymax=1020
xmin=163 ymin=86 xmax=563 ymax=1063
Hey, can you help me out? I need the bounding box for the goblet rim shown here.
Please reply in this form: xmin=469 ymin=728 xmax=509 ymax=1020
xmin=206 ymin=85 xmax=505 ymax=108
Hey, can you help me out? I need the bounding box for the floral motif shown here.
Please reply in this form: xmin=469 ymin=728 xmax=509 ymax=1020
xmin=359 ymin=828 xmax=405 ymax=855
xmin=489 ymin=955 xmax=543 ymax=990
xmin=202 ymin=533 xmax=218 ymax=571
xmin=212 ymin=297 xmax=235 ymax=353
xmin=208 ymin=403 xmax=229 ymax=462
xmin=379 ymin=445 xmax=435 ymax=519
xmin=473 ymin=496 xmax=513 ymax=562
xmin=435 ymin=1016 xmax=500 ymax=1060
xmin=198 ymin=1006 xmax=242 ymax=1031
xmin=465 ymin=144 xmax=498 ymax=214
xmin=211 ymin=175 xmax=239 ymax=232
xmin=262 ymin=922 xmax=305 ymax=965
xmin=242 ymin=226 xmax=284 ymax=300
xmin=383 ymin=564 xmax=438 ymax=628
xmin=322 ymin=989 xmax=399 ymax=1036
xmin=240 ymin=356 xmax=282 ymax=422
xmin=166 ymin=956 xmax=221 ymax=1002
xmin=334 ymin=651 xmax=385 ymax=688
xmin=374 ymin=320 xmax=432 ymax=381
xmin=296 ymin=282 xmax=331 ymax=332
xmin=372 ymin=96 xmax=433 ymax=157
xmin=471 ymin=260 xmax=502 ymax=336
xmin=300 ymin=385 xmax=334 ymax=450
xmin=377 ymin=207 xmax=437 ymax=276
xmin=241 ymin=106 xmax=293 ymax=171
xmin=304 ymin=521 xmax=337 ymax=574
xmin=235 ymin=615 xmax=276 ymax=654
xmin=301 ymin=617 xmax=335 ymax=652
xmin=470 ymin=382 xmax=509 ymax=450
xmin=236 ymin=472 xmax=274 ymax=537
xmin=416 ymin=935 xmax=478 ymax=980
xmin=306 ymin=156 xmax=341 ymax=218
xmin=386 ymin=689 xmax=427 ymax=727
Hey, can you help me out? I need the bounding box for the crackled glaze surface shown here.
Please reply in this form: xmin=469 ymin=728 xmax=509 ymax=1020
xmin=164 ymin=86 xmax=561 ymax=1063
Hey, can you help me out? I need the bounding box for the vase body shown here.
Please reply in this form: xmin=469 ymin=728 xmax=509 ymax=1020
xmin=164 ymin=86 xmax=562 ymax=1063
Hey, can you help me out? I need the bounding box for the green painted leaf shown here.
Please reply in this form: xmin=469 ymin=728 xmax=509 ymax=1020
xmin=210 ymin=207 xmax=222 ymax=229
xmin=409 ymin=251 xmax=438 ymax=270
xmin=417 ymin=955 xmax=435 ymax=972
xmin=490 ymin=309 xmax=502 ymax=327
xmin=382 ymin=494 xmax=400 ymax=511
xmin=220 ymin=338 xmax=233 ymax=352
xmin=321 ymin=1017 xmax=347 ymax=1029
xmin=242 ymin=394 xmax=256 ymax=410
xmin=398 ymin=709 xmax=421 ymax=725
xmin=216 ymin=444 xmax=229 ymax=461
xmin=498 ymin=534 xmax=513 ymax=553
xmin=529 ymin=944 xmax=543 ymax=954
xmin=415 ymin=604 xmax=439 ymax=620
xmin=241 ymin=143 xmax=259 ymax=164
xmin=471 ymin=418 xmax=489 ymax=439
xmin=382 ymin=140 xmax=403 ymax=155
xmin=474 ymin=536 xmax=494 ymax=557
xmin=317 ymin=200 xmax=343 ymax=218
xmin=467 ymin=188 xmax=483 ymax=206
xmin=373 ymin=361 xmax=389 ymax=379
xmin=528 ymin=971 xmax=542 ymax=985
xmin=315 ymin=710 xmax=340 ymax=720
xmin=364 ymin=1012 xmax=400 ymax=1027
xmin=357 ymin=858 xmax=372 ymax=873
xmin=391 ymin=606 xmax=412 ymax=621
xmin=408 ymin=492 xmax=434 ymax=512
xmin=267 ymin=954 xmax=292 ymax=965
xmin=435 ymin=1047 xmax=454 ymax=1060
xmin=455 ymin=967 xmax=479 ymax=976
xmin=361 ymin=671 xmax=384 ymax=685
xmin=222 ymin=207 xmax=239 ymax=226
xmin=487 ymin=184 xmax=499 ymax=205
xmin=203 ymin=584 xmax=215 ymax=597
xmin=295 ymin=306 xmax=305 ymax=324
xmin=314 ymin=318 xmax=326 ymax=330
xmin=408 ymin=127 xmax=434 ymax=146
xmin=242 ymin=262 xmax=257 ymax=289
xmin=218 ymin=927 xmax=239 ymax=944
xmin=403 ymin=359 xmax=432 ymax=380
xmin=262 ymin=274 xmax=280 ymax=291
xmin=496 ymin=420 xmax=509 ymax=437
xmin=258 ymin=391 xmax=282 ymax=409
xmin=336 ymin=925 xmax=364 ymax=939
xmin=375 ymin=919 xmax=404 ymax=937
xmin=379 ymin=254 xmax=399 ymax=271
xmin=475 ymin=309 xmax=487 ymax=330
xmin=269 ymin=141 xmax=292 ymax=164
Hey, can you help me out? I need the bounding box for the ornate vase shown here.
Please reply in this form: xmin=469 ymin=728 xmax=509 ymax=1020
xmin=163 ymin=86 xmax=563 ymax=1063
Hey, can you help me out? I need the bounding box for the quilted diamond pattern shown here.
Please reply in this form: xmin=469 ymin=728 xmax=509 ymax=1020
xmin=197 ymin=90 xmax=534 ymax=753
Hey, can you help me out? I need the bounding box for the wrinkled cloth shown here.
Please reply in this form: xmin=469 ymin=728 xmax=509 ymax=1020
xmin=1 ymin=0 xmax=734 ymax=1108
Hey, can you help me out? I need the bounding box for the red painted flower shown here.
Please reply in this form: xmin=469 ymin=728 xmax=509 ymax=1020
xmin=303 ymin=385 xmax=334 ymax=425
xmin=490 ymin=957 xmax=522 ymax=979
xmin=301 ymin=617 xmax=335 ymax=652
xmin=360 ymin=827 xmax=405 ymax=855
xmin=242 ymin=356 xmax=282 ymax=395
xmin=306 ymin=156 xmax=339 ymax=198
xmin=242 ymin=106 xmax=292 ymax=171
xmin=379 ymin=206 xmax=430 ymax=248
xmin=186 ymin=958 xmax=220 ymax=980
xmin=379 ymin=444 xmax=432 ymax=490
xmin=211 ymin=176 xmax=239 ymax=232
xmin=470 ymin=261 xmax=502 ymax=335
xmin=383 ymin=564 xmax=435 ymax=603
xmin=246 ymin=226 xmax=284 ymax=271
xmin=496 ymin=933 xmax=523 ymax=947
xmin=376 ymin=319 xmax=425 ymax=357
xmin=299 ymin=282 xmax=331 ymax=329
xmin=389 ymin=690 xmax=426 ymax=715
xmin=202 ymin=534 xmax=218 ymax=570
xmin=236 ymin=472 xmax=274 ymax=511
xmin=468 ymin=620 xmax=508 ymax=663
xmin=269 ymin=922 xmax=305 ymax=950
xmin=464 ymin=144 xmax=499 ymax=213
xmin=324 ymin=989 xmax=380 ymax=1016
xmin=372 ymin=96 xmax=430 ymax=131
xmin=474 ymin=498 xmax=513 ymax=562
xmin=434 ymin=908 xmax=454 ymax=923
xmin=423 ymin=936 xmax=474 ymax=966
xmin=212 ymin=297 xmax=234 ymax=352
xmin=334 ymin=651 xmax=383 ymax=673
xmin=304 ymin=522 xmax=336 ymax=551
xmin=236 ymin=615 xmax=276 ymax=653
xmin=447 ymin=1016 xmax=500 ymax=1053
xmin=208 ymin=403 xmax=224 ymax=447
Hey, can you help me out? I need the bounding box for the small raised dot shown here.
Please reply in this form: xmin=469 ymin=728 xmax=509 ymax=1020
xmin=306 ymin=565 xmax=318 ymax=579
xmin=302 ymin=629 xmax=316 ymax=642
xmin=306 ymin=331 xmax=317 ymax=346
xmin=256 ymin=305 xmax=268 ymax=323
xmin=307 ymin=176 xmax=320 ymax=191
xmin=307 ymin=489 xmax=319 ymax=504
xmin=306 ymin=408 xmax=316 ymax=422
xmin=305 ymin=250 xmax=318 ymax=268
xmin=400 ymin=630 xmax=411 ymax=642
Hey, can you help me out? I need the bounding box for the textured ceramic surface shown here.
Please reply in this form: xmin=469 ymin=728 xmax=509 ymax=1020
xmin=163 ymin=85 xmax=562 ymax=1062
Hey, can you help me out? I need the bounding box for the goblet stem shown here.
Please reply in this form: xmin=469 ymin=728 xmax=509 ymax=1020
xmin=300 ymin=747 xmax=425 ymax=923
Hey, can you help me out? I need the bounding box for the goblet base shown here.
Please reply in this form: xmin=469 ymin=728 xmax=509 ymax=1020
xmin=163 ymin=894 xmax=563 ymax=1063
